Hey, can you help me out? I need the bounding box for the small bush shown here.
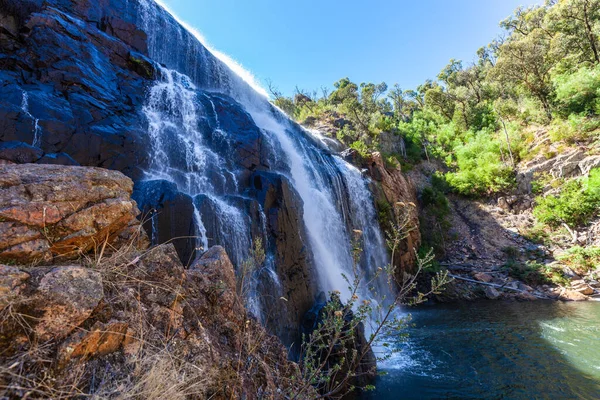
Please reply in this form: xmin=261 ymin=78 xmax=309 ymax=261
xmin=503 ymin=261 xmax=568 ymax=286
xmin=534 ymin=168 xmax=600 ymax=228
xmin=554 ymin=65 xmax=600 ymax=116
xmin=558 ymin=246 xmax=600 ymax=275
xmin=444 ymin=129 xmax=516 ymax=197
xmin=349 ymin=140 xmax=370 ymax=158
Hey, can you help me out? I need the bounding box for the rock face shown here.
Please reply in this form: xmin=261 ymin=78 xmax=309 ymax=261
xmin=250 ymin=171 xmax=317 ymax=348
xmin=367 ymin=152 xmax=421 ymax=272
xmin=0 ymin=0 xmax=152 ymax=179
xmin=0 ymin=164 xmax=145 ymax=264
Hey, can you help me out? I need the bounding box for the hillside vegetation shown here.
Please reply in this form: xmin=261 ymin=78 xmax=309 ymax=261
xmin=271 ymin=0 xmax=600 ymax=298
xmin=272 ymin=0 xmax=599 ymax=194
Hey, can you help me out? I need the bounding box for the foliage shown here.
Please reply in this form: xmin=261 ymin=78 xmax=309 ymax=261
xmin=444 ymin=130 xmax=516 ymax=196
xmin=554 ymin=65 xmax=600 ymax=115
xmin=269 ymin=0 xmax=600 ymax=198
xmin=558 ymin=246 xmax=600 ymax=274
xmin=533 ymin=168 xmax=600 ymax=228
xmin=503 ymin=260 xmax=568 ymax=286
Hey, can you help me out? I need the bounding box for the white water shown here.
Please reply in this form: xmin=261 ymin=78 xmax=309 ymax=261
xmin=21 ymin=91 xmax=42 ymax=148
xmin=135 ymin=0 xmax=391 ymax=315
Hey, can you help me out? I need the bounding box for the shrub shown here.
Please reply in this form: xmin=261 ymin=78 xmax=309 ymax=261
xmin=554 ymin=65 xmax=600 ymax=116
xmin=349 ymin=140 xmax=370 ymax=158
xmin=503 ymin=260 xmax=568 ymax=286
xmin=444 ymin=129 xmax=516 ymax=197
xmin=533 ymin=168 xmax=600 ymax=228
xmin=558 ymin=246 xmax=600 ymax=274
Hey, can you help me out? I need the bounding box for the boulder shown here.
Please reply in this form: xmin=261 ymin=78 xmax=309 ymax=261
xmin=0 ymin=264 xmax=30 ymax=307
xmin=189 ymin=245 xmax=243 ymax=319
xmin=0 ymin=141 xmax=43 ymax=164
xmin=34 ymin=266 xmax=104 ymax=341
xmin=0 ymin=164 xmax=145 ymax=264
xmin=550 ymin=149 xmax=586 ymax=178
xmin=473 ymin=272 xmax=493 ymax=283
xmin=58 ymin=321 xmax=128 ymax=365
xmin=571 ymin=280 xmax=595 ymax=296
xmin=559 ymin=289 xmax=588 ymax=302
xmin=579 ymin=155 xmax=600 ymax=176
xmin=484 ymin=286 xmax=501 ymax=300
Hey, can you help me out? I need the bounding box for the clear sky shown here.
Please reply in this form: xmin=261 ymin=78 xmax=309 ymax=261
xmin=160 ymin=0 xmax=541 ymax=96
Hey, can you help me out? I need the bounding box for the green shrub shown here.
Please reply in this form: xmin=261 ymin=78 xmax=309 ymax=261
xmin=554 ymin=65 xmax=600 ymax=115
xmin=533 ymin=168 xmax=600 ymax=228
xmin=444 ymin=129 xmax=516 ymax=197
xmin=349 ymin=140 xmax=370 ymax=158
xmin=503 ymin=261 xmax=568 ymax=286
xmin=558 ymin=246 xmax=600 ymax=274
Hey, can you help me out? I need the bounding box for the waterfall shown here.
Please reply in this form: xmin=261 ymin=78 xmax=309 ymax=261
xmin=135 ymin=0 xmax=391 ymax=315
xmin=20 ymin=91 xmax=42 ymax=148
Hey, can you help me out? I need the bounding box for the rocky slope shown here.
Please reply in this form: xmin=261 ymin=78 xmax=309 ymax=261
xmin=0 ymin=164 xmax=307 ymax=399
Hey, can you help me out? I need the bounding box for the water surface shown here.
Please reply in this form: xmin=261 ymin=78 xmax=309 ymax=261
xmin=369 ymin=301 xmax=600 ymax=399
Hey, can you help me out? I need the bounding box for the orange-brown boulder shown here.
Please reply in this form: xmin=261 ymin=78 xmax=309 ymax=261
xmin=0 ymin=164 xmax=146 ymax=264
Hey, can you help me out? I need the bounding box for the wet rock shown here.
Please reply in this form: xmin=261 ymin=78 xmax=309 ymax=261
xmin=133 ymin=180 xmax=197 ymax=265
xmin=0 ymin=164 xmax=144 ymax=264
xmin=0 ymin=264 xmax=30 ymax=307
xmin=250 ymin=171 xmax=317 ymax=348
xmin=36 ymin=152 xmax=80 ymax=166
xmin=484 ymin=286 xmax=501 ymax=300
xmin=0 ymin=2 xmax=152 ymax=179
xmin=35 ymin=266 xmax=104 ymax=341
xmin=0 ymin=141 xmax=43 ymax=164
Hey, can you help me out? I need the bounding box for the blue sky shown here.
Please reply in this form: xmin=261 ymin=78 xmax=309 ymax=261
xmin=161 ymin=0 xmax=541 ymax=96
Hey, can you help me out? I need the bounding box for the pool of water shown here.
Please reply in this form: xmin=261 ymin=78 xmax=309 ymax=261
xmin=367 ymin=301 xmax=600 ymax=399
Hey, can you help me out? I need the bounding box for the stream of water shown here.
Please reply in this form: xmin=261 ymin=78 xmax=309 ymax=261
xmin=369 ymin=300 xmax=600 ymax=399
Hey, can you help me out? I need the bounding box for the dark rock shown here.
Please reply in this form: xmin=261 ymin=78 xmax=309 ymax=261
xmin=133 ymin=180 xmax=197 ymax=265
xmin=36 ymin=152 xmax=79 ymax=166
xmin=0 ymin=141 xmax=42 ymax=163
xmin=250 ymin=171 xmax=317 ymax=349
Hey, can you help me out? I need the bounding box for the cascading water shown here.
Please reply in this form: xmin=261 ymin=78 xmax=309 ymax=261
xmin=132 ymin=0 xmax=392 ymax=324
xmin=20 ymin=91 xmax=42 ymax=148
